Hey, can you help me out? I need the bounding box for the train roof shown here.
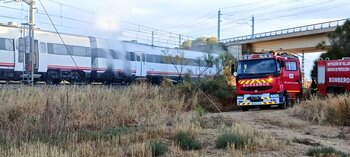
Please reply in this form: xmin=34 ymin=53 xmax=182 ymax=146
xmin=0 ymin=22 xmax=211 ymax=54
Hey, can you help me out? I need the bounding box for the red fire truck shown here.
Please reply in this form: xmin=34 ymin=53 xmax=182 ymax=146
xmin=317 ymin=58 xmax=350 ymax=96
xmin=234 ymin=52 xmax=302 ymax=111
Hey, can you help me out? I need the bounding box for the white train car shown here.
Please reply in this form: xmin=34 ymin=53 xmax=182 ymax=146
xmin=0 ymin=23 xmax=24 ymax=80
xmin=35 ymin=30 xmax=92 ymax=84
xmin=0 ymin=23 xmax=221 ymax=84
xmin=123 ymin=41 xmax=220 ymax=83
xmin=90 ymin=37 xmax=131 ymax=83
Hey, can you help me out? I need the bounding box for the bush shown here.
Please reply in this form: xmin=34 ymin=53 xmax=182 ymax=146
xmin=307 ymin=147 xmax=348 ymax=157
xmin=214 ymin=123 xmax=282 ymax=152
xmin=215 ymin=133 xmax=245 ymax=149
xmin=173 ymin=131 xmax=200 ymax=150
xmin=292 ymin=94 xmax=350 ymax=126
xmin=150 ymin=140 xmax=167 ymax=156
xmin=176 ymin=76 xmax=237 ymax=112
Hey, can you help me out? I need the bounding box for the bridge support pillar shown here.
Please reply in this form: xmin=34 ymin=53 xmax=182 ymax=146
xmin=227 ymin=44 xmax=242 ymax=59
xmin=227 ymin=44 xmax=254 ymax=59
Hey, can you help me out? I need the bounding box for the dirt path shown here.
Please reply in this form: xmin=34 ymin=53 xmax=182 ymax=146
xmin=206 ymin=109 xmax=350 ymax=157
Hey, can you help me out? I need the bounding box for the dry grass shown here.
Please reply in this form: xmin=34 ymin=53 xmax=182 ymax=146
xmin=0 ymin=83 xmax=199 ymax=156
xmin=219 ymin=123 xmax=284 ymax=153
xmin=292 ymin=94 xmax=350 ymax=126
xmin=0 ymin=84 xmax=285 ymax=156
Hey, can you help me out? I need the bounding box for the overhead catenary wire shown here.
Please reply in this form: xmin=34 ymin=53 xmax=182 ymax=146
xmin=0 ymin=1 xmax=194 ymax=47
xmin=46 ymin=0 xmax=95 ymax=15
xmin=37 ymin=0 xmax=80 ymax=70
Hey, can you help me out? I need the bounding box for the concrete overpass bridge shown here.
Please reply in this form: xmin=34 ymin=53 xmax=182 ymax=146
xmin=222 ymin=18 xmax=349 ymax=57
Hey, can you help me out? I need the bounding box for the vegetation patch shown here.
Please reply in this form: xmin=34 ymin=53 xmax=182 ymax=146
xmin=173 ymin=131 xmax=201 ymax=150
xmin=0 ymin=84 xmax=202 ymax=156
xmin=150 ymin=139 xmax=167 ymax=156
xmin=215 ymin=133 xmax=245 ymax=149
xmin=215 ymin=123 xmax=283 ymax=152
xmin=307 ymin=146 xmax=348 ymax=157
xmin=292 ymin=94 xmax=350 ymax=126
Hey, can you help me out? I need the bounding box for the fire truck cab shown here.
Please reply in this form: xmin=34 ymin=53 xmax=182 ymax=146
xmin=234 ymin=52 xmax=302 ymax=111
xmin=317 ymin=58 xmax=350 ymax=96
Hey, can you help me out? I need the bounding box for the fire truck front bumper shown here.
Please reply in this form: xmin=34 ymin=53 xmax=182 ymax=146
xmin=237 ymin=93 xmax=283 ymax=106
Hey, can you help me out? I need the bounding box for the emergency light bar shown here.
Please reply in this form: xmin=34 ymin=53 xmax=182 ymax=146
xmin=240 ymin=53 xmax=273 ymax=60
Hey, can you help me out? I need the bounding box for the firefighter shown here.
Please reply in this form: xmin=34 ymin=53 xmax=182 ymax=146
xmin=311 ymin=78 xmax=317 ymax=95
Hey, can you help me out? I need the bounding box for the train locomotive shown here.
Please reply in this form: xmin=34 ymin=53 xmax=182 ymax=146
xmin=0 ymin=23 xmax=220 ymax=84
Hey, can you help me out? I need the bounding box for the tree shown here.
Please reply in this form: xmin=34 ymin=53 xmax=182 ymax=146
xmin=163 ymin=48 xmax=188 ymax=81
xmin=311 ymin=20 xmax=350 ymax=79
xmin=195 ymin=53 xmax=216 ymax=80
xmin=181 ymin=40 xmax=192 ymax=49
xmin=182 ymin=37 xmax=222 ymax=54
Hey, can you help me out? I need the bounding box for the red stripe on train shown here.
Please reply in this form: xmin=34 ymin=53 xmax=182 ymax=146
xmin=0 ymin=62 xmax=15 ymax=67
xmin=48 ymin=65 xmax=91 ymax=70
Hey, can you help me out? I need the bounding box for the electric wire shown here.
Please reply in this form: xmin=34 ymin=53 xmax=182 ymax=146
xmin=37 ymin=0 xmax=80 ymax=70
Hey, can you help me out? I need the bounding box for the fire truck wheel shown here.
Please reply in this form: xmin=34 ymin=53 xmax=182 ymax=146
xmin=295 ymin=95 xmax=301 ymax=104
xmin=279 ymin=95 xmax=289 ymax=109
xmin=241 ymin=107 xmax=250 ymax=112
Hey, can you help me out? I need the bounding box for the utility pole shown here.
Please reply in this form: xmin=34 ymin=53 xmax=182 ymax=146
xmin=302 ymin=51 xmax=305 ymax=86
xmin=29 ymin=0 xmax=35 ymax=85
xmin=251 ymin=15 xmax=255 ymax=39
xmin=178 ymin=34 xmax=182 ymax=48
xmin=1 ymin=0 xmax=35 ymax=85
xmin=151 ymin=31 xmax=154 ymax=46
xmin=217 ymin=9 xmax=222 ymax=41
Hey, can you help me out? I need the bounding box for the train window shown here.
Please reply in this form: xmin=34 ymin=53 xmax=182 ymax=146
xmin=286 ymin=61 xmax=297 ymax=71
xmin=40 ymin=42 xmax=46 ymax=53
xmin=110 ymin=50 xmax=119 ymax=59
xmin=136 ymin=55 xmax=141 ymax=61
xmin=0 ymin=38 xmax=14 ymax=51
xmin=48 ymin=43 xmax=69 ymax=55
xmin=142 ymin=54 xmax=146 ymax=62
xmin=126 ymin=52 xmax=135 ymax=61
xmin=146 ymin=54 xmax=155 ymax=63
xmin=85 ymin=47 xmax=91 ymax=57
xmin=56 ymin=44 xmax=70 ymax=55
xmin=95 ymin=48 xmax=108 ymax=58
xmin=72 ymin=46 xmax=86 ymax=56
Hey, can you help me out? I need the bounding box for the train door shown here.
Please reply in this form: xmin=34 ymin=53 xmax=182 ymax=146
xmin=23 ymin=39 xmax=38 ymax=72
xmin=15 ymin=38 xmax=25 ymax=72
xmin=135 ymin=53 xmax=147 ymax=77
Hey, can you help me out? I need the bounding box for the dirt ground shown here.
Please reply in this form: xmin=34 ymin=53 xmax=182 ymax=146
xmin=201 ymin=109 xmax=350 ymax=157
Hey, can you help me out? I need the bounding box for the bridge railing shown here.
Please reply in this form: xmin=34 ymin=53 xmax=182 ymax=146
xmin=221 ymin=18 xmax=349 ymax=43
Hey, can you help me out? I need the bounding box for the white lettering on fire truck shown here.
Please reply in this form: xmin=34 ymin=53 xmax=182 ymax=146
xmin=329 ymin=77 xmax=350 ymax=84
xmin=327 ymin=62 xmax=350 ymax=67
xmin=327 ymin=67 xmax=350 ymax=72
xmin=243 ymin=83 xmax=270 ymax=87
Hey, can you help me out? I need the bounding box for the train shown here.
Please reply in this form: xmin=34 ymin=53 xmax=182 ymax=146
xmin=0 ymin=22 xmax=220 ymax=84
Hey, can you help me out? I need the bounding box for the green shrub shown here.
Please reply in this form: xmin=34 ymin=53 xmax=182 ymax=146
xmin=195 ymin=106 xmax=207 ymax=117
xmin=307 ymin=147 xmax=348 ymax=157
xmin=215 ymin=133 xmax=245 ymax=149
xmin=173 ymin=131 xmax=200 ymax=150
xmin=176 ymin=76 xmax=237 ymax=112
xmin=150 ymin=140 xmax=167 ymax=156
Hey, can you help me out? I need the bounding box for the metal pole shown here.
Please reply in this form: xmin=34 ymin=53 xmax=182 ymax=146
xmin=217 ymin=9 xmax=221 ymax=41
xmin=151 ymin=31 xmax=154 ymax=46
xmin=302 ymin=51 xmax=305 ymax=85
xmin=251 ymin=15 xmax=255 ymax=39
xmin=29 ymin=0 xmax=35 ymax=85
xmin=178 ymin=34 xmax=182 ymax=47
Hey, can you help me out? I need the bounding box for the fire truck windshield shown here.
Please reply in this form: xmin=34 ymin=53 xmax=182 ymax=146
xmin=237 ymin=59 xmax=278 ymax=76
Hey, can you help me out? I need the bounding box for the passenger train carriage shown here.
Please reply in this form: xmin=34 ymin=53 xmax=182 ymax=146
xmin=0 ymin=23 xmax=220 ymax=84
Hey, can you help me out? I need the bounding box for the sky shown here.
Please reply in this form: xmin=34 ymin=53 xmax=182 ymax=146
xmin=1 ymin=0 xmax=350 ymax=79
